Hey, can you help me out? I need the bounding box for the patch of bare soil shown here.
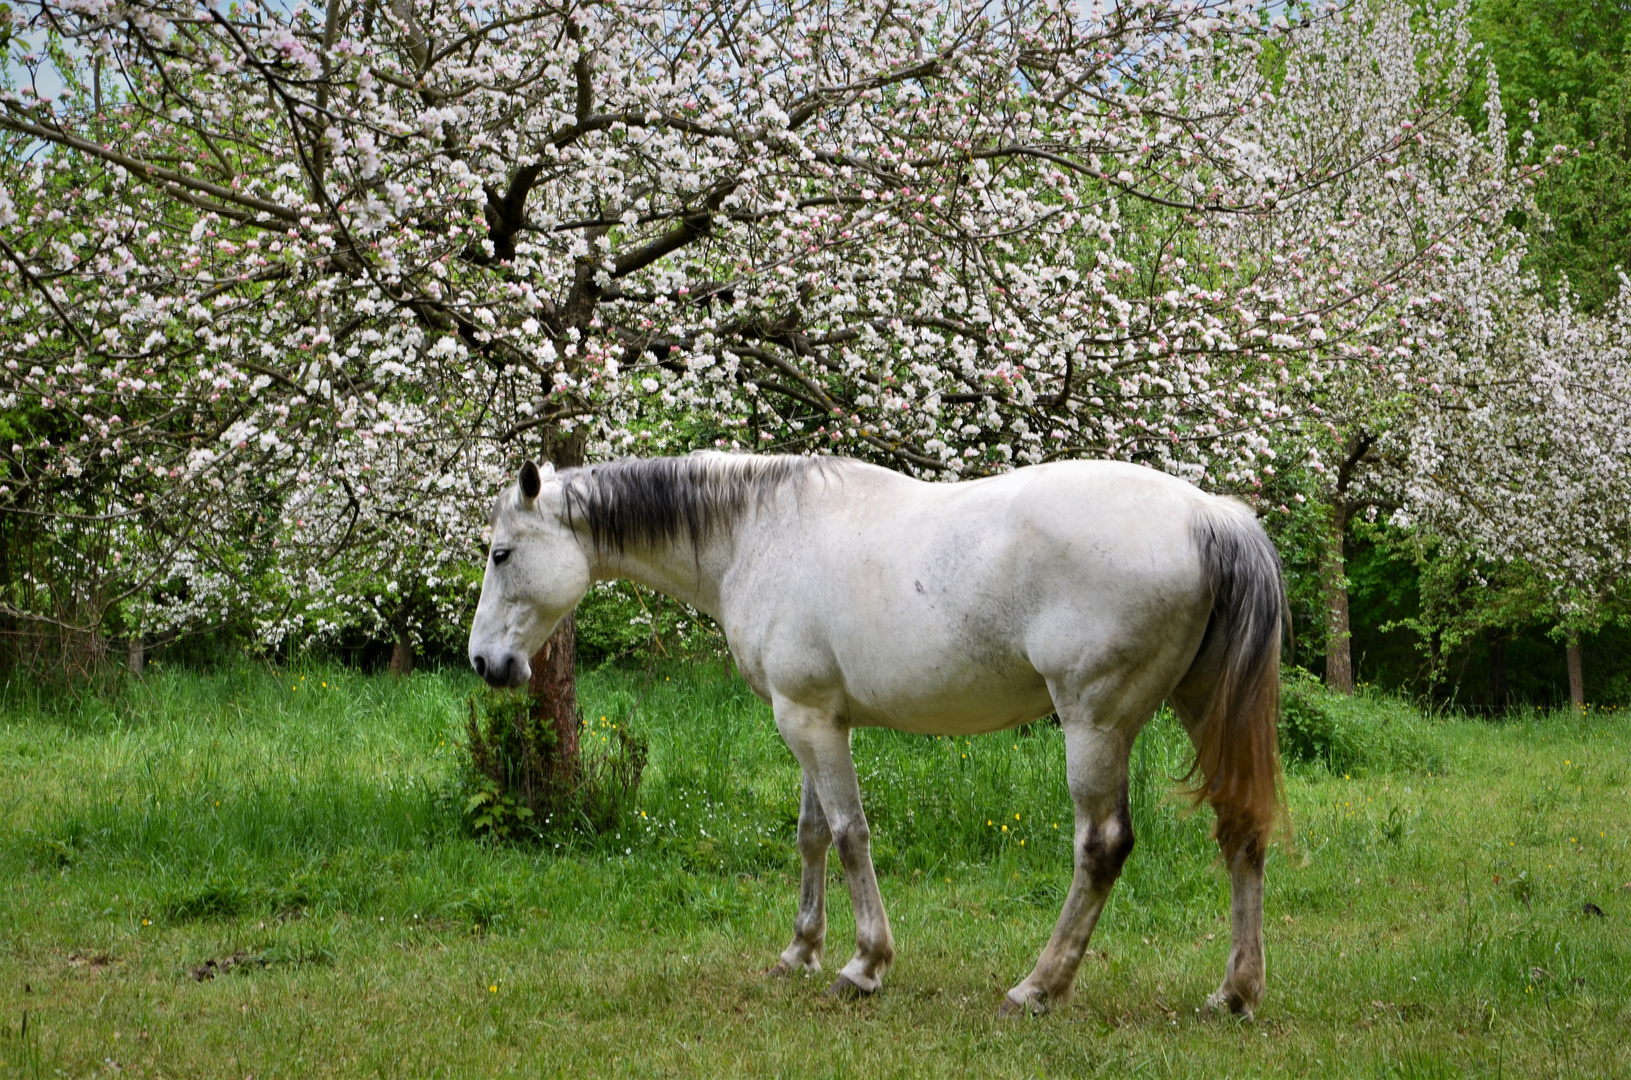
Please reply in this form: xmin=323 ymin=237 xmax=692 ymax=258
xmin=188 ymin=951 xmax=269 ymax=981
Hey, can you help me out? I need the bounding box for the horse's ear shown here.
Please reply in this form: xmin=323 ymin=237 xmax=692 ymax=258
xmin=518 ymin=460 xmax=545 ymax=505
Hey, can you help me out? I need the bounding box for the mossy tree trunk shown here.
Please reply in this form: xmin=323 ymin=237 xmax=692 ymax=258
xmin=528 ymin=612 xmax=581 ymax=782
xmin=389 ymin=623 xmax=413 ymax=677
xmin=527 ymin=432 xmax=586 ymax=778
xmin=1321 ymin=505 xmax=1354 ymax=695
xmin=1566 ymin=631 xmax=1584 ymax=711
xmin=1319 ymin=432 xmax=1384 ymax=697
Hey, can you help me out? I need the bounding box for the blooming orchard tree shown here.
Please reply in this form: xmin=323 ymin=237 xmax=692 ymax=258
xmin=0 ymin=0 xmax=1304 ymax=648
xmin=1403 ymin=279 xmax=1631 ymax=707
xmin=1191 ymin=0 xmax=1563 ymax=692
xmin=1409 ymin=281 xmax=1631 ymax=592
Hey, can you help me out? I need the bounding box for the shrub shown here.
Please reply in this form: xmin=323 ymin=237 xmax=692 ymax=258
xmin=1279 ymin=669 xmax=1447 ymax=776
xmin=462 ymin=688 xmax=647 ymax=842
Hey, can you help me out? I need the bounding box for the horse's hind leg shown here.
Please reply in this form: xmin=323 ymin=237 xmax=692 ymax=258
xmin=772 ymin=700 xmax=894 ymax=996
xmin=1001 ymin=722 xmax=1133 ymax=1017
xmin=1206 ymin=835 xmax=1266 ymax=1017
xmin=1169 ymin=692 xmax=1266 ymax=1020
xmin=768 ymin=769 xmax=830 ymax=975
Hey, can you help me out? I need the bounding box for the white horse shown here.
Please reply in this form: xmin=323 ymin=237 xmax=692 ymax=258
xmin=468 ymin=453 xmax=1286 ymax=1018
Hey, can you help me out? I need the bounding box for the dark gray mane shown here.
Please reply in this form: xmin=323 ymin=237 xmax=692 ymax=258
xmin=560 ymin=454 xmax=836 ymax=552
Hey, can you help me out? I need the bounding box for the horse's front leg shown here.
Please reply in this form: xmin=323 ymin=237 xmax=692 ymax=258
xmin=1002 ymin=722 xmax=1132 ymax=1017
xmin=773 ymin=700 xmax=894 ymax=996
xmin=768 ymin=770 xmax=830 ymax=975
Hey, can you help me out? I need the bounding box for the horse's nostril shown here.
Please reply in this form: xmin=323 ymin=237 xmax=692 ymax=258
xmin=477 ymin=655 xmax=513 ymax=688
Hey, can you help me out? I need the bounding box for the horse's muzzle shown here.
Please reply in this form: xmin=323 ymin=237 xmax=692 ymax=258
xmin=470 ymin=650 xmax=530 ymax=689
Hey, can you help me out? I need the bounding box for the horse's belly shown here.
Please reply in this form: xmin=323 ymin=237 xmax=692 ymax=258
xmin=842 ymin=671 xmax=1055 ymax=735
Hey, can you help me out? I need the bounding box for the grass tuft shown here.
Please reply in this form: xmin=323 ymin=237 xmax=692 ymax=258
xmin=1280 ymin=668 xmax=1448 ymax=777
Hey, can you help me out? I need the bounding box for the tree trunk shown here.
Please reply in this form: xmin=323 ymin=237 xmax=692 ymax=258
xmin=390 ymin=623 xmax=413 ymax=677
xmin=527 ymin=431 xmax=587 ymax=775
xmin=1321 ymin=507 xmax=1354 ymax=695
xmin=1566 ymin=631 xmax=1584 ymax=712
xmin=127 ymin=636 xmax=144 ymax=676
xmin=1488 ymin=631 xmax=1508 ymax=714
xmin=529 ymin=612 xmax=581 ymax=779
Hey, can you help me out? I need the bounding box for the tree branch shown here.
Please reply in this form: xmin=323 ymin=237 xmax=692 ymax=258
xmin=0 ymin=234 xmax=93 ymax=349
xmin=0 ymin=109 xmax=300 ymax=224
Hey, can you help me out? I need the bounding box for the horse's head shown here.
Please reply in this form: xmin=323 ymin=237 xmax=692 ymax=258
xmin=467 ymin=460 xmax=592 ymax=688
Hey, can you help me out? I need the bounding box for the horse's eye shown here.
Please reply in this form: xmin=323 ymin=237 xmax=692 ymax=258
xmin=491 ymin=548 xmax=511 ymax=566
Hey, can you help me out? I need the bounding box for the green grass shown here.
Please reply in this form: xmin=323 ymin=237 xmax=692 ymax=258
xmin=0 ymin=662 xmax=1627 ymax=1078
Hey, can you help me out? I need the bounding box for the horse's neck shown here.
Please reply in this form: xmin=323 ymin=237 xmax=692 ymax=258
xmin=587 ymin=534 xmax=734 ymax=620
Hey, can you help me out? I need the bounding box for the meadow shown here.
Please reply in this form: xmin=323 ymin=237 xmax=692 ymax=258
xmin=0 ymin=661 xmax=1626 ymax=1078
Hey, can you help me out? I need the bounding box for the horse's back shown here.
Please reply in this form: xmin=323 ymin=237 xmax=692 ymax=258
xmin=723 ymin=459 xmax=1218 ymax=733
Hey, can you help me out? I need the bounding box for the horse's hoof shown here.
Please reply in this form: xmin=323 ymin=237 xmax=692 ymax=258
xmin=766 ymin=953 xmax=820 ymax=978
xmin=998 ymin=990 xmax=1050 ymax=1018
xmin=824 ymin=974 xmax=877 ymax=999
xmin=1204 ymin=988 xmax=1255 ymax=1022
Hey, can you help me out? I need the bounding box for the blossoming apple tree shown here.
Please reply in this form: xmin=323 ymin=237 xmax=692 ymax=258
xmin=0 ymin=0 xmax=1290 ymax=647
xmin=1190 ymin=0 xmax=1572 ymax=692
xmin=1402 ymin=278 xmax=1631 ymax=707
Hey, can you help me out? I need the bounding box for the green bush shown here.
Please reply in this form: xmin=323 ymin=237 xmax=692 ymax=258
xmin=462 ymin=688 xmax=647 ymax=842
xmin=1279 ymin=669 xmax=1447 ymax=776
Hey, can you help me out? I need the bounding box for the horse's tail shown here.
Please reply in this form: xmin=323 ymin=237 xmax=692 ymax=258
xmin=1183 ymin=499 xmax=1288 ymax=859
